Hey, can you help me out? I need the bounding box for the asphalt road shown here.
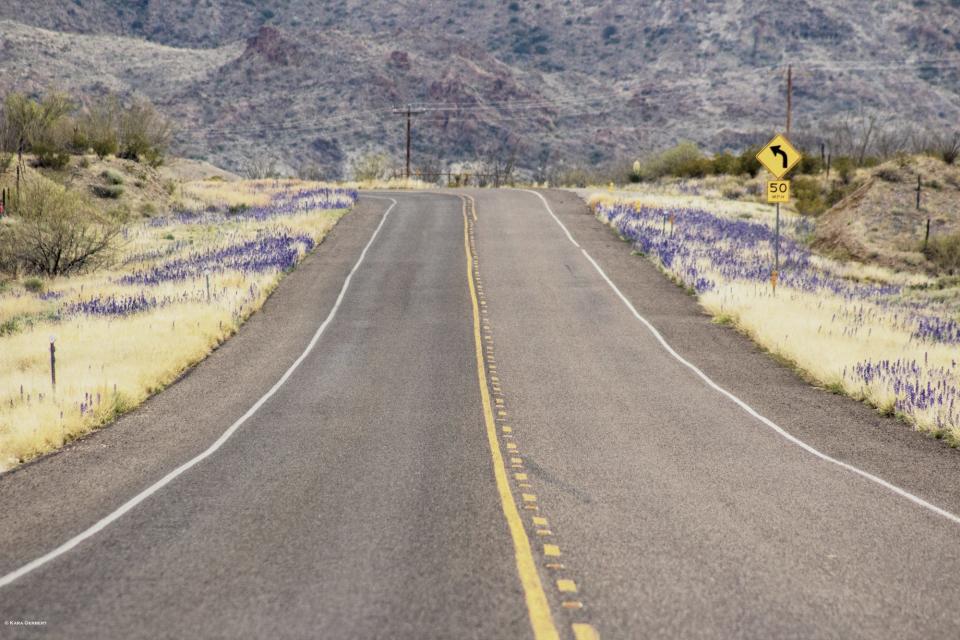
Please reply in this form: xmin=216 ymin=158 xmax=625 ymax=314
xmin=2 ymin=190 xmax=960 ymax=639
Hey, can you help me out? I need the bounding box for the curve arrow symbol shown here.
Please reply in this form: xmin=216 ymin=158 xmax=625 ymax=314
xmin=770 ymin=145 xmax=788 ymax=169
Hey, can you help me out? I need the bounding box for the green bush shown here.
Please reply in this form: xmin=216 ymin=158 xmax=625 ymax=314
xmin=711 ymin=151 xmax=738 ymax=175
xmin=792 ymin=176 xmax=827 ymax=215
xmin=101 ymin=169 xmax=125 ymax=185
xmin=117 ymin=101 xmax=171 ymax=166
xmin=832 ymin=156 xmax=856 ymax=184
xmin=22 ymin=276 xmax=44 ymax=292
xmin=91 ymin=184 xmax=124 ymax=199
xmin=3 ymin=92 xmax=74 ymax=167
xmin=925 ymin=233 xmax=960 ymax=274
xmin=81 ymin=96 xmax=120 ymax=159
xmin=736 ymin=146 xmax=762 ymax=177
xmin=634 ymin=142 xmax=711 ymax=180
xmin=797 ymin=154 xmax=824 ymax=175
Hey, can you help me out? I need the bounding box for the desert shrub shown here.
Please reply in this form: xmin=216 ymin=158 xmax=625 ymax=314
xmin=711 ymin=151 xmax=738 ymax=175
xmin=245 ymin=157 xmax=279 ymax=179
xmin=91 ymin=184 xmax=124 ymax=199
xmin=634 ymin=142 xmax=712 ymax=180
xmin=350 ymin=153 xmax=390 ymax=181
xmin=925 ymin=233 xmax=960 ymax=274
xmin=832 ymin=156 xmax=856 ymax=184
xmin=874 ymin=166 xmax=902 ymax=182
xmin=721 ymin=186 xmax=745 ymax=200
xmin=736 ymin=146 xmax=762 ymax=177
xmin=101 ymin=169 xmax=124 ymax=185
xmin=0 ymin=180 xmax=125 ymax=276
xmin=552 ymin=166 xmax=595 ymax=188
xmin=298 ymin=162 xmax=323 ymax=181
xmin=80 ymin=95 xmax=120 ymax=159
xmin=22 ymin=276 xmax=44 ymax=292
xmin=928 ymin=131 xmax=960 ymax=165
xmin=30 ymin=117 xmax=75 ymax=169
xmin=3 ymin=92 xmax=74 ymax=166
xmin=117 ymin=100 xmax=171 ymax=166
xmin=792 ymin=176 xmax=827 ymax=215
xmin=826 ymin=184 xmax=850 ymax=207
xmin=797 ymin=154 xmax=824 ymax=175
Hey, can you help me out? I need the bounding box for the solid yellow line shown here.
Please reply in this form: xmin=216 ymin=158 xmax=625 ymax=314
xmin=463 ymin=204 xmax=560 ymax=640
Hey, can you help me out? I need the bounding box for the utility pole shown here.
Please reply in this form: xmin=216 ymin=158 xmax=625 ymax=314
xmin=393 ymin=104 xmax=425 ymax=179
xmin=786 ymin=64 xmax=793 ymax=137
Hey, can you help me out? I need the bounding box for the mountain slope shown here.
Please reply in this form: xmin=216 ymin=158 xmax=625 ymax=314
xmin=1 ymin=2 xmax=958 ymax=177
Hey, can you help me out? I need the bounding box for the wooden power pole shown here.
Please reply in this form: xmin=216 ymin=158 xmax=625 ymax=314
xmin=786 ymin=64 xmax=793 ymax=137
xmin=393 ymin=105 xmax=424 ymax=179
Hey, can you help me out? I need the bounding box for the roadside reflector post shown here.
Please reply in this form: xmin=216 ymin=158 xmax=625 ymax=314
xmin=774 ymin=202 xmax=780 ymax=293
xmin=49 ymin=336 xmax=56 ymax=396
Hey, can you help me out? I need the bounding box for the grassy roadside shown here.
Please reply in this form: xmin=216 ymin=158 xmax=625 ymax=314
xmin=0 ymin=180 xmax=356 ymax=471
xmin=588 ymin=191 xmax=960 ymax=445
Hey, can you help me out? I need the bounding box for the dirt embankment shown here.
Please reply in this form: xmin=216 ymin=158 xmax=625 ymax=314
xmin=0 ymin=155 xmax=238 ymax=218
xmin=813 ymin=156 xmax=960 ymax=273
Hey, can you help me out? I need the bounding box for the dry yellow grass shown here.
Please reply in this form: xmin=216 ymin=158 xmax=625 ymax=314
xmin=0 ymin=180 xmax=351 ymax=470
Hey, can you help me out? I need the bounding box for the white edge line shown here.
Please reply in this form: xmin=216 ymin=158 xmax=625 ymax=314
xmin=0 ymin=196 xmax=399 ymax=589
xmin=519 ymin=188 xmax=960 ymax=527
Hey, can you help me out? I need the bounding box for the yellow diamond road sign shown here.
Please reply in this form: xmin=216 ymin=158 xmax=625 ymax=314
xmin=757 ymin=133 xmax=801 ymax=179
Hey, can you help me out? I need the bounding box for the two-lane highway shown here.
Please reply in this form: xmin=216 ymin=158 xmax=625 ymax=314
xmin=2 ymin=189 xmax=960 ymax=639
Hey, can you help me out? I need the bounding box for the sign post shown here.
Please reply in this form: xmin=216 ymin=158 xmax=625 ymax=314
xmin=756 ymin=134 xmax=802 ymax=293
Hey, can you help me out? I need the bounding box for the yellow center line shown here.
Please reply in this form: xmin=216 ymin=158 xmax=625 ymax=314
xmin=462 ymin=199 xmax=560 ymax=640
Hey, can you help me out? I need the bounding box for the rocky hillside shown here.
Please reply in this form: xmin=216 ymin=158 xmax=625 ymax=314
xmin=1 ymin=1 xmax=958 ymax=177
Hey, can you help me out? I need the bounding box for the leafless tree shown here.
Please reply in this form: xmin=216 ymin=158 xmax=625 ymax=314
xmin=297 ymin=162 xmax=324 ymax=181
xmin=0 ymin=178 xmax=125 ymax=276
xmin=872 ymin=124 xmax=911 ymax=160
xmin=246 ymin=156 xmax=279 ymax=179
xmin=349 ymin=153 xmax=390 ymax=181
xmin=930 ymin=131 xmax=960 ymax=165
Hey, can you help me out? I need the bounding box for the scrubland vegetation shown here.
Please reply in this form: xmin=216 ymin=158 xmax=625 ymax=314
xmin=0 ymin=176 xmax=356 ymax=470
xmin=1 ymin=90 xmax=171 ymax=170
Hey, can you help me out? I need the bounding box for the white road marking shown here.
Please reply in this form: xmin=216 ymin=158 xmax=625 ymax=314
xmin=0 ymin=196 xmax=399 ymax=589
xmin=520 ymin=188 xmax=960 ymax=527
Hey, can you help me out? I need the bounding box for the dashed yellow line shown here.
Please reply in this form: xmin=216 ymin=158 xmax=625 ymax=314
xmin=463 ymin=201 xmax=560 ymax=640
xmin=463 ymin=194 xmax=598 ymax=640
xmin=557 ymin=579 xmax=578 ymax=593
